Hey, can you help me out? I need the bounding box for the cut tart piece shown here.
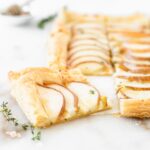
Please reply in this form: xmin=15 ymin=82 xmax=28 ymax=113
xmin=48 ymin=9 xmax=113 ymax=76
xmin=9 ymin=67 xmax=109 ymax=127
xmin=115 ymin=62 xmax=150 ymax=118
xmin=111 ymin=15 xmax=150 ymax=117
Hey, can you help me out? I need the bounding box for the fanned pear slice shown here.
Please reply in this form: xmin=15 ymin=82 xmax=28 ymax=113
xmin=74 ymin=23 xmax=105 ymax=31
xmin=49 ymin=84 xmax=78 ymax=119
xmin=69 ymin=56 xmax=108 ymax=67
xmin=72 ymin=34 xmax=108 ymax=45
xmin=70 ymin=39 xmax=109 ymax=50
xmin=123 ymin=42 xmax=150 ymax=50
xmin=37 ymin=86 xmax=65 ymax=123
xmin=118 ymin=63 xmax=150 ymax=74
xmin=69 ymin=45 xmax=109 ymax=57
xmin=68 ymin=49 xmax=110 ymax=62
xmin=67 ymin=82 xmax=100 ymax=114
xmin=117 ymin=86 xmax=150 ymax=99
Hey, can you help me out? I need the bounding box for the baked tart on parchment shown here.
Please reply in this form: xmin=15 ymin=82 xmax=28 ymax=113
xmin=9 ymin=67 xmax=109 ymax=127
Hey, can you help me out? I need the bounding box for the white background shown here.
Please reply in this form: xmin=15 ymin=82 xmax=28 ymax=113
xmin=0 ymin=0 xmax=150 ymax=150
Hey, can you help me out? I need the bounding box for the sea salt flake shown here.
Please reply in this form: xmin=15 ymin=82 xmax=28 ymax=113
xmin=5 ymin=131 xmax=21 ymax=138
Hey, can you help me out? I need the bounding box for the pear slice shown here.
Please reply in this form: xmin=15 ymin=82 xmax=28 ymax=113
xmin=69 ymin=45 xmax=109 ymax=57
xmin=68 ymin=49 xmax=110 ymax=62
xmin=70 ymin=39 xmax=109 ymax=50
xmin=74 ymin=23 xmax=105 ymax=31
xmin=37 ymin=86 xmax=65 ymax=123
xmin=49 ymin=84 xmax=78 ymax=119
xmin=72 ymin=34 xmax=108 ymax=45
xmin=123 ymin=42 xmax=150 ymax=50
xmin=118 ymin=63 xmax=150 ymax=74
xmin=117 ymin=86 xmax=150 ymax=99
xmin=67 ymin=82 xmax=100 ymax=114
xmin=69 ymin=56 xmax=107 ymax=67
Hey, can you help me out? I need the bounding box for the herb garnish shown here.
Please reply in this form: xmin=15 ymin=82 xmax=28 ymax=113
xmin=0 ymin=101 xmax=41 ymax=141
xmin=37 ymin=6 xmax=68 ymax=29
xmin=89 ymin=90 xmax=95 ymax=95
xmin=0 ymin=102 xmax=19 ymax=126
xmin=37 ymin=13 xmax=57 ymax=29
xmin=31 ymin=126 xmax=41 ymax=141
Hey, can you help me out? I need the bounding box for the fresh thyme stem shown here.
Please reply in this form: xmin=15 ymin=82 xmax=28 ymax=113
xmin=0 ymin=101 xmax=41 ymax=141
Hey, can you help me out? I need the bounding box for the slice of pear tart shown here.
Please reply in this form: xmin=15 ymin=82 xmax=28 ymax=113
xmin=8 ymin=67 xmax=109 ymax=127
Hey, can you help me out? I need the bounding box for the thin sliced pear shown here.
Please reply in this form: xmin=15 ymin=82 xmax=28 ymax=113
xmin=123 ymin=42 xmax=150 ymax=50
xmin=116 ymin=75 xmax=150 ymax=83
xmin=74 ymin=23 xmax=105 ymax=30
xmin=69 ymin=56 xmax=107 ymax=67
xmin=49 ymin=84 xmax=78 ymax=119
xmin=69 ymin=45 xmax=109 ymax=57
xmin=37 ymin=86 xmax=65 ymax=123
xmin=117 ymin=63 xmax=150 ymax=74
xmin=117 ymin=86 xmax=150 ymax=99
xmin=68 ymin=50 xmax=110 ymax=64
xmin=124 ymin=52 xmax=150 ymax=61
xmin=70 ymin=39 xmax=109 ymax=50
xmin=72 ymin=34 xmax=108 ymax=45
xmin=67 ymin=82 xmax=100 ymax=114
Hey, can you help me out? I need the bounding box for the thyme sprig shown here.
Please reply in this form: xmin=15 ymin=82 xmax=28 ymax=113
xmin=0 ymin=102 xmax=19 ymax=126
xmin=0 ymin=101 xmax=41 ymax=141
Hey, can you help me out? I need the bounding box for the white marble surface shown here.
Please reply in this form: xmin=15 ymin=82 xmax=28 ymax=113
xmin=0 ymin=0 xmax=150 ymax=150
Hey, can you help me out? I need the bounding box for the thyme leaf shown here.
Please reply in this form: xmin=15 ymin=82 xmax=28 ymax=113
xmin=37 ymin=13 xmax=57 ymax=29
xmin=89 ymin=90 xmax=95 ymax=95
xmin=31 ymin=126 xmax=41 ymax=141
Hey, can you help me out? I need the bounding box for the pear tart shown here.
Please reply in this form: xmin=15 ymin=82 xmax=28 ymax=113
xmin=9 ymin=67 xmax=109 ymax=127
xmin=48 ymin=10 xmax=113 ymax=76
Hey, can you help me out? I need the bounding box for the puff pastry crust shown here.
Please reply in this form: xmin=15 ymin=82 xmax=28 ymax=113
xmin=9 ymin=67 xmax=109 ymax=127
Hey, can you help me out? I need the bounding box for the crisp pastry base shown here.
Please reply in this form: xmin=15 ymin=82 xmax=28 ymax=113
xmin=120 ymin=99 xmax=150 ymax=118
xmin=9 ymin=67 xmax=109 ymax=127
